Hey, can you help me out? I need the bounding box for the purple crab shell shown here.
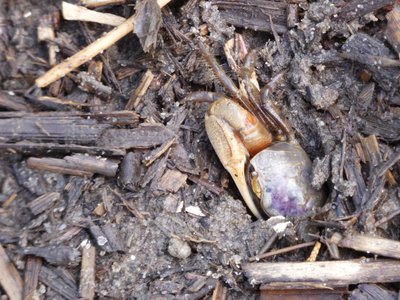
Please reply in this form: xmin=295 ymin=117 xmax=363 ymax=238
xmin=249 ymin=142 xmax=324 ymax=217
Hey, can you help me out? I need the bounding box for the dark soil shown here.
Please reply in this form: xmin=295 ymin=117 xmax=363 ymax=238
xmin=1 ymin=0 xmax=400 ymax=299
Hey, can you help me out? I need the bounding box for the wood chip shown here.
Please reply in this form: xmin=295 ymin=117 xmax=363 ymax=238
xmin=20 ymin=246 xmax=81 ymax=267
xmin=209 ymin=0 xmax=287 ymax=33
xmin=157 ymin=169 xmax=187 ymax=193
xmin=0 ymin=244 xmax=23 ymax=300
xmin=39 ymin=266 xmax=79 ymax=299
xmin=79 ymin=243 xmax=96 ymax=300
xmin=27 ymin=154 xmax=119 ymax=177
xmin=98 ymin=124 xmax=176 ymax=149
xmin=23 ymin=257 xmax=42 ymax=300
xmin=28 ymin=192 xmax=60 ymax=215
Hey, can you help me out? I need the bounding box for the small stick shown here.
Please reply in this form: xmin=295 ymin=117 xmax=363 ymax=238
xmin=35 ymin=0 xmax=171 ymax=88
xmin=211 ymin=280 xmax=227 ymax=300
xmin=248 ymin=242 xmax=315 ymax=262
xmin=80 ymin=243 xmax=96 ymax=300
xmin=0 ymin=244 xmax=23 ymax=300
xmin=143 ymin=137 xmax=176 ymax=166
xmin=23 ymin=257 xmax=42 ymax=300
xmin=1 ymin=193 xmax=17 ymax=209
xmin=125 ymin=69 xmax=155 ymax=110
xmin=62 ymin=2 xmax=126 ymax=26
xmin=306 ymin=241 xmax=321 ymax=262
xmin=80 ymin=0 xmax=126 ymax=8
xmin=244 ymin=259 xmax=400 ymax=286
xmin=338 ymin=234 xmax=400 ymax=259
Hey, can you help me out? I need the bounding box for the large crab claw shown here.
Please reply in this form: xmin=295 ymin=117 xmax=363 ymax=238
xmin=205 ymin=97 xmax=272 ymax=219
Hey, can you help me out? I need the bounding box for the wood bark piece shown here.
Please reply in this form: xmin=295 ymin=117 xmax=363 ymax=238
xmin=351 ymin=284 xmax=397 ymax=300
xmin=125 ymin=69 xmax=154 ymax=110
xmin=98 ymin=124 xmax=176 ymax=149
xmin=0 ymin=142 xmax=126 ymax=157
xmin=0 ymin=92 xmax=29 ymax=111
xmin=27 ymin=154 xmax=119 ymax=177
xmin=62 ymin=2 xmax=126 ymax=26
xmin=20 ymin=246 xmax=81 ymax=267
xmin=0 ymin=110 xmax=138 ymax=144
xmin=0 ymin=244 xmax=23 ymax=300
xmin=260 ymin=282 xmax=347 ymax=300
xmin=39 ymin=266 xmax=79 ymax=299
xmin=338 ymin=234 xmax=400 ymax=259
xmin=23 ymin=257 xmax=42 ymax=300
xmin=80 ymin=244 xmax=96 ymax=300
xmin=118 ymin=151 xmax=143 ymax=190
xmin=337 ymin=0 xmax=394 ymax=23
xmin=89 ymin=224 xmax=125 ymax=253
xmin=210 ymin=0 xmax=287 ymax=33
xmin=157 ymin=169 xmax=188 ymax=193
xmin=35 ymin=0 xmax=171 ymax=88
xmin=243 ymin=259 xmax=400 ymax=286
xmin=28 ymin=192 xmax=61 ymax=215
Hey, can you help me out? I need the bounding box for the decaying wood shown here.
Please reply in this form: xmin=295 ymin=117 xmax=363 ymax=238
xmin=336 ymin=233 xmax=400 ymax=259
xmin=0 ymin=110 xmax=138 ymax=144
xmin=143 ymin=136 xmax=176 ymax=166
xmin=0 ymin=92 xmax=29 ymax=111
xmin=0 ymin=244 xmax=23 ymax=300
xmin=134 ymin=0 xmax=162 ymax=53
xmin=0 ymin=142 xmax=126 ymax=157
xmin=187 ymin=175 xmax=223 ymax=195
xmin=209 ymin=0 xmax=287 ymax=33
xmin=386 ymin=1 xmax=400 ymax=54
xmin=118 ymin=152 xmax=143 ymax=190
xmin=98 ymin=124 xmax=176 ymax=149
xmin=39 ymin=266 xmax=79 ymax=299
xmin=243 ymin=259 xmax=400 ymax=286
xmin=23 ymin=257 xmax=42 ymax=300
xmin=89 ymin=223 xmax=125 ymax=252
xmin=211 ymin=280 xmax=227 ymax=300
xmin=35 ymin=0 xmax=172 ymax=88
xmin=20 ymin=246 xmax=81 ymax=267
xmin=62 ymin=2 xmax=126 ymax=26
xmin=341 ymin=33 xmax=399 ymax=92
xmin=362 ymin=114 xmax=400 ymax=142
xmin=125 ymin=69 xmax=155 ymax=110
xmin=336 ymin=0 xmax=394 ymax=23
xmin=27 ymin=154 xmax=119 ymax=177
xmin=260 ymin=282 xmax=347 ymax=300
xmin=157 ymin=169 xmax=188 ymax=193
xmin=351 ymin=284 xmax=397 ymax=300
xmin=140 ymin=149 xmax=170 ymax=188
xmin=79 ymin=243 xmax=96 ymax=300
xmin=28 ymin=192 xmax=60 ymax=215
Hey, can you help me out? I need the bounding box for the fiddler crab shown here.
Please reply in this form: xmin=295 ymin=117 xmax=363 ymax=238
xmin=187 ymin=37 xmax=325 ymax=219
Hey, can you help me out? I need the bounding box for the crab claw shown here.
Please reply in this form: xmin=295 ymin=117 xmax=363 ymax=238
xmin=205 ymin=97 xmax=272 ymax=219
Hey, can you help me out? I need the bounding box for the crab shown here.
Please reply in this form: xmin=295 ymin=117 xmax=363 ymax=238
xmin=187 ymin=37 xmax=325 ymax=219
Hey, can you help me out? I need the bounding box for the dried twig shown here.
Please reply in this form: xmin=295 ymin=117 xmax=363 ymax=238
xmin=35 ymin=0 xmax=171 ymax=88
xmin=80 ymin=243 xmax=96 ymax=300
xmin=248 ymin=242 xmax=315 ymax=262
xmin=62 ymin=2 xmax=126 ymax=26
xmin=244 ymin=259 xmax=400 ymax=286
xmin=0 ymin=244 xmax=23 ymax=300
